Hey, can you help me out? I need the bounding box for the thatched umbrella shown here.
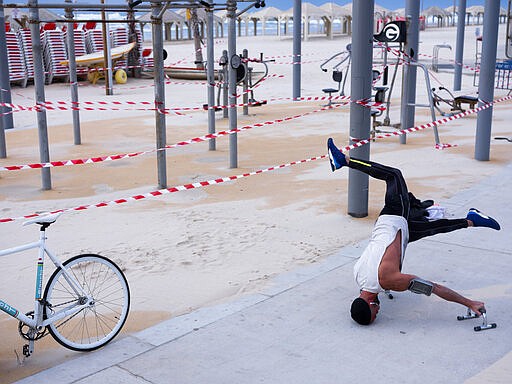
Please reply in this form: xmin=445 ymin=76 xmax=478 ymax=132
xmin=421 ymin=6 xmax=449 ymax=27
xmin=138 ymin=10 xmax=185 ymax=41
xmin=247 ymin=6 xmax=283 ymax=36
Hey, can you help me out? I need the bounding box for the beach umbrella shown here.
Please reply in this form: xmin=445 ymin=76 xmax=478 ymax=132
xmin=421 ymin=6 xmax=449 ymax=18
xmin=281 ymin=3 xmax=327 ymax=19
xmin=319 ymin=2 xmax=350 ymax=18
xmin=247 ymin=6 xmax=283 ymax=36
xmin=374 ymin=4 xmax=391 ymax=17
xmin=249 ymin=6 xmax=283 ymax=20
xmin=421 ymin=6 xmax=449 ymax=27
xmin=280 ymin=3 xmax=329 ymax=40
xmin=466 ymin=5 xmax=485 ymax=16
xmin=138 ymin=10 xmax=186 ymax=41
xmin=138 ymin=9 xmax=185 ymax=24
xmin=466 ymin=5 xmax=485 ymax=24
xmin=339 ymin=3 xmax=352 ymax=15
xmin=444 ymin=6 xmax=457 ymax=13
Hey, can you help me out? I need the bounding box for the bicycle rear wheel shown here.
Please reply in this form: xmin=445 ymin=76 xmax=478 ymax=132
xmin=43 ymin=254 xmax=130 ymax=351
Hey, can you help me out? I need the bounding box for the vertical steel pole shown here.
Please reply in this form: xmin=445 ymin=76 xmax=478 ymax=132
xmin=475 ymin=0 xmax=500 ymax=161
xmin=347 ymin=0 xmax=373 ymax=218
xmin=399 ymin=0 xmax=420 ymax=145
xmin=65 ymin=3 xmax=81 ymax=145
xmin=0 ymin=0 xmax=8 ymax=157
xmin=242 ymin=48 xmax=248 ymax=116
xmin=453 ymin=0 xmax=466 ymax=91
xmin=227 ymin=0 xmax=237 ymax=168
xmin=206 ymin=3 xmax=216 ymax=151
xmin=101 ymin=0 xmax=113 ymax=96
xmin=222 ymin=50 xmax=228 ymax=119
xmin=292 ymin=0 xmax=301 ymax=99
xmin=0 ymin=0 xmax=14 ymax=135
xmin=152 ymin=2 xmax=167 ymax=188
xmin=29 ymin=0 xmax=52 ymax=190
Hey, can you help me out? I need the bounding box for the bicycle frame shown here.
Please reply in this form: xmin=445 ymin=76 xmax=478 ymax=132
xmin=0 ymin=228 xmax=92 ymax=331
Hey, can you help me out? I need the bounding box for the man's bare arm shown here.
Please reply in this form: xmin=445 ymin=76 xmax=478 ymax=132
xmin=381 ymin=273 xmax=485 ymax=316
xmin=432 ymin=283 xmax=485 ymax=316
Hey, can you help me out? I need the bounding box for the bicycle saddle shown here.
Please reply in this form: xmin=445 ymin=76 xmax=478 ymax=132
xmin=23 ymin=212 xmax=63 ymax=227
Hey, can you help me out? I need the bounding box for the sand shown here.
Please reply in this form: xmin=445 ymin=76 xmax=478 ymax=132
xmin=1 ymin=24 xmax=512 ymax=382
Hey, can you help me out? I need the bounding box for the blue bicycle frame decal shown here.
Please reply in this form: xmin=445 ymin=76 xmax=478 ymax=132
xmin=36 ymin=259 xmax=44 ymax=300
xmin=0 ymin=299 xmax=19 ymax=317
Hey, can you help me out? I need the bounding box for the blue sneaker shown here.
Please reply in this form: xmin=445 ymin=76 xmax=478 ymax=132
xmin=467 ymin=208 xmax=501 ymax=230
xmin=327 ymin=138 xmax=348 ymax=172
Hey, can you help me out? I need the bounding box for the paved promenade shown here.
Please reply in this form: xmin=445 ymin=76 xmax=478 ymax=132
xmin=17 ymin=162 xmax=512 ymax=384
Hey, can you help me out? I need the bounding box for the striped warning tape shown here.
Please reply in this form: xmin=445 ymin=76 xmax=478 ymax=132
xmin=0 ymin=101 xmax=350 ymax=172
xmin=0 ymin=156 xmax=326 ymax=223
xmin=0 ymin=89 xmax=383 ymax=116
xmin=0 ymin=74 xmax=285 ymax=114
xmin=1 ymin=94 xmax=511 ymax=223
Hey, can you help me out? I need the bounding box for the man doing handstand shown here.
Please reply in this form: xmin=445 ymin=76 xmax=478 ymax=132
xmin=327 ymin=138 xmax=501 ymax=326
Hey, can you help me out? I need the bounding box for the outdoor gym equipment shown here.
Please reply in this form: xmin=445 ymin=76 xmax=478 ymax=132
xmin=213 ymin=49 xmax=271 ymax=116
xmin=243 ymin=51 xmax=274 ymax=112
xmin=321 ymin=70 xmax=343 ymax=107
xmin=431 ymin=86 xmax=478 ymax=117
xmin=320 ymin=44 xmax=351 ymax=97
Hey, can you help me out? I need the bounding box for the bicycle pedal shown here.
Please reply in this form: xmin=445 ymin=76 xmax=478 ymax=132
xmin=22 ymin=344 xmax=32 ymax=358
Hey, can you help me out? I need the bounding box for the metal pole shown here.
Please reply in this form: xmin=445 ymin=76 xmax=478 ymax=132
xmin=151 ymin=2 xmax=167 ymax=187
xmin=399 ymin=0 xmax=420 ymax=145
xmin=475 ymin=0 xmax=500 ymax=161
xmin=0 ymin=0 xmax=8 ymax=157
xmin=65 ymin=2 xmax=81 ymax=145
xmin=206 ymin=3 xmax=216 ymax=151
xmin=0 ymin=0 xmax=14 ymax=134
xmin=292 ymin=0 xmax=301 ymax=99
xmin=347 ymin=0 xmax=374 ymax=218
xmin=29 ymin=0 xmax=51 ymax=189
xmin=242 ymin=48 xmax=248 ymax=116
xmin=227 ymin=0 xmax=237 ymax=168
xmin=101 ymin=0 xmax=113 ymax=95
xmin=222 ymin=49 xmax=228 ymax=119
xmin=453 ymin=0 xmax=466 ymax=91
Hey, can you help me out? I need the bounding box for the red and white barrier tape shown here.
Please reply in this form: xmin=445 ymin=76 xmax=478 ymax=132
xmin=1 ymin=73 xmax=285 ymax=114
xmin=5 ymin=91 xmax=510 ymax=173
xmin=1 ymin=81 xmax=388 ymax=117
xmin=0 ymin=156 xmax=327 ymax=224
xmin=1 ymin=94 xmax=511 ymax=223
xmin=0 ymin=101 xmax=349 ymax=172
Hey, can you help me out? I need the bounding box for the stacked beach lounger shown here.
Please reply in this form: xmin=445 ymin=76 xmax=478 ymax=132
xmin=110 ymin=27 xmax=129 ymax=70
xmin=6 ymin=31 xmax=28 ymax=88
xmin=41 ymin=29 xmax=69 ymax=84
xmin=85 ymin=29 xmax=104 ymax=53
xmin=16 ymin=29 xmax=34 ymax=85
xmin=65 ymin=28 xmax=88 ymax=76
xmin=136 ymin=28 xmax=154 ymax=71
xmin=6 ymin=25 xmax=149 ymax=87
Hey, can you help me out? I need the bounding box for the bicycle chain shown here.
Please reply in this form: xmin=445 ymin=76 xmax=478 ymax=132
xmin=19 ymin=298 xmax=86 ymax=341
xmin=45 ymin=298 xmax=88 ymax=332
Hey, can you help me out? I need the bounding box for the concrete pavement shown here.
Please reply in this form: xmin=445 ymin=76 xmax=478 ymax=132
xmin=16 ymin=162 xmax=512 ymax=384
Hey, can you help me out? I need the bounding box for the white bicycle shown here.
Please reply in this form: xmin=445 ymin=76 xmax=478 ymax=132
xmin=0 ymin=213 xmax=130 ymax=358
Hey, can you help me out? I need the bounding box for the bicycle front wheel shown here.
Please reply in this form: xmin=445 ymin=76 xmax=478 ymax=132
xmin=43 ymin=254 xmax=130 ymax=351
